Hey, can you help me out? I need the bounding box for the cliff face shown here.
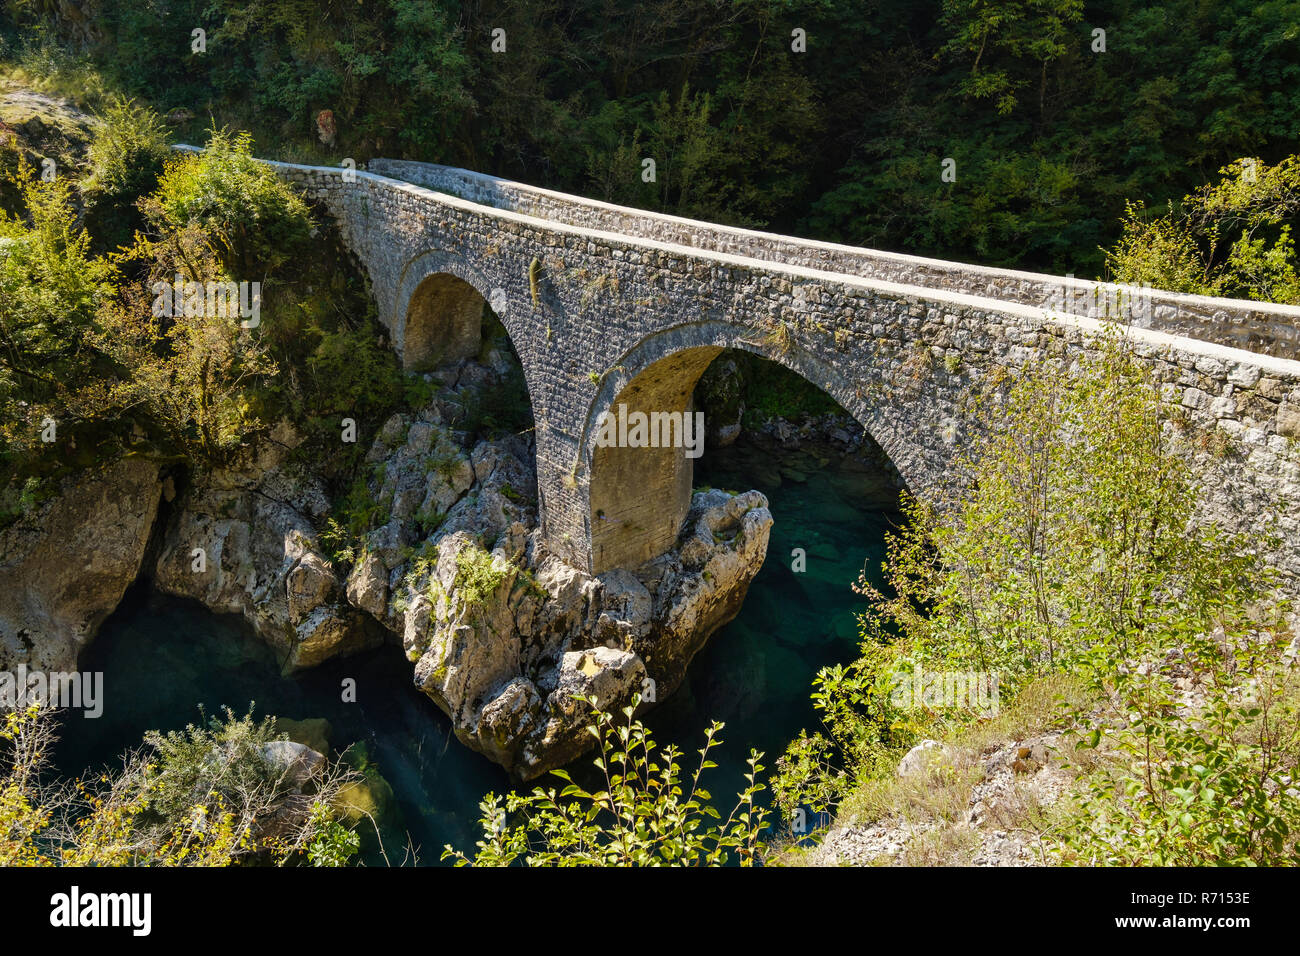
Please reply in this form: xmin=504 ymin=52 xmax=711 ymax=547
xmin=150 ymin=421 xmax=381 ymax=673
xmin=0 ymin=456 xmax=163 ymax=673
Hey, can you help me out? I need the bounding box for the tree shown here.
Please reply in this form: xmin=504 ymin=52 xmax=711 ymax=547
xmin=80 ymin=97 xmax=171 ymax=252
xmin=151 ymin=127 xmax=312 ymax=280
xmin=775 ymin=331 xmax=1282 ymax=827
xmin=939 ymin=0 xmax=1085 ymax=117
xmin=1105 ymin=155 xmax=1300 ymax=304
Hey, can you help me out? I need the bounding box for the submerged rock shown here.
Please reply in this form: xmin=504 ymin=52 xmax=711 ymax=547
xmin=273 ymin=717 xmax=334 ymax=755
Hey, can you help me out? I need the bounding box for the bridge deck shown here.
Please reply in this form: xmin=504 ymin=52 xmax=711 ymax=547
xmin=369 ymin=157 xmax=1300 ymax=362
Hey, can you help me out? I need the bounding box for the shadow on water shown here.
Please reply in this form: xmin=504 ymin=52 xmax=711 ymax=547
xmin=55 ymin=432 xmax=898 ymax=864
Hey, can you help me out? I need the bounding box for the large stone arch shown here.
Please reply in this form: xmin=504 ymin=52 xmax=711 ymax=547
xmin=580 ymin=321 xmax=914 ymax=573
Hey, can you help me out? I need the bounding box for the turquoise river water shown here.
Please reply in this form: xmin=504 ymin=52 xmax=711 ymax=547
xmin=54 ymin=432 xmax=900 ymax=864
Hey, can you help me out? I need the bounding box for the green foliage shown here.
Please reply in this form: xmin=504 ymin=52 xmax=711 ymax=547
xmin=775 ymin=332 xmax=1286 ymax=861
xmin=152 ymin=127 xmax=312 ymax=279
xmin=7 ymin=0 xmax=1300 ymax=275
xmin=445 ymin=696 xmax=769 ymax=866
xmin=1105 ymin=156 xmax=1300 ymax=304
xmin=142 ymin=706 xmax=281 ymax=824
xmin=319 ymin=474 xmax=390 ymax=565
xmin=306 ymin=801 xmax=361 ymax=867
xmin=866 ymin=333 xmax=1265 ymax=685
xmin=939 ymin=0 xmax=1085 ymax=117
xmin=1103 ymin=201 xmax=1214 ymax=294
xmin=0 ymin=165 xmax=117 ymax=422
xmin=0 ymin=164 xmax=127 ymax=501
xmin=81 ymin=96 xmax=170 ymax=251
xmin=1061 ymin=637 xmax=1300 ymax=866
xmin=738 ymin=352 xmax=840 ymax=426
xmin=1 ymin=703 xmax=358 ymax=866
xmin=453 ymin=542 xmax=514 ymax=611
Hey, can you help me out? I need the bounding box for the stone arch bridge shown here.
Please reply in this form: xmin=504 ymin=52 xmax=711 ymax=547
xmin=250 ymin=153 xmax=1300 ymax=583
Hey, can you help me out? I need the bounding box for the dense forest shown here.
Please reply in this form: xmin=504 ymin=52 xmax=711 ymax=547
xmin=3 ymin=0 xmax=1299 ymax=275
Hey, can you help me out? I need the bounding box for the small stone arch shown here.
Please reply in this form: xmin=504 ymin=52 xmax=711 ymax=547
xmin=401 ymin=273 xmax=486 ymax=370
xmin=581 ymin=321 xmax=915 ymax=573
xmin=392 ymin=253 xmax=506 ymax=372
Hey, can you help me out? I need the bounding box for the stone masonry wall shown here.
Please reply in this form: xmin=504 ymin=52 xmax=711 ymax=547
xmin=241 ymin=154 xmax=1300 ymax=586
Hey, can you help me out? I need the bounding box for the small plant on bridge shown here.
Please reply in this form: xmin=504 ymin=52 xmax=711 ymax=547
xmin=747 ymin=316 xmax=793 ymax=355
xmin=528 ymin=257 xmax=542 ymax=307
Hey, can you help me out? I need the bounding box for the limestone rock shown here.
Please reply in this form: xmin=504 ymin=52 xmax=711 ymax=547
xmin=898 ymin=739 xmax=953 ymax=778
xmin=153 ymin=469 xmax=378 ymax=674
xmin=272 ymin=717 xmax=333 ymax=755
xmin=260 ymin=739 xmax=326 ymax=791
xmin=0 ymin=456 xmax=163 ymax=672
xmin=345 ymin=550 xmax=388 ymax=619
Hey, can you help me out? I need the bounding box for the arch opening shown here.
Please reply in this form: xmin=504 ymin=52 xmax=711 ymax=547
xmin=641 ymin=349 xmax=906 ymax=787
xmin=402 ymin=272 xmax=486 ymax=371
xmin=587 ymin=341 xmax=904 ymax=574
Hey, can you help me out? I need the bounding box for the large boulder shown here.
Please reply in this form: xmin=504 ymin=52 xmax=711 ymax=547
xmin=153 ymin=464 xmax=379 ymax=674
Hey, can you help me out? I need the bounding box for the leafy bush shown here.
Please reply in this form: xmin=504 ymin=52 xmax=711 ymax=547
xmin=0 ymin=164 xmax=123 ymax=497
xmin=445 ymin=696 xmax=769 ymax=866
xmin=1060 ymin=634 xmax=1300 ymax=866
xmin=81 ymin=97 xmax=170 ymax=251
xmin=1105 ymin=156 xmax=1300 ymax=304
xmin=453 ymin=542 xmax=514 ymax=612
xmin=152 ymin=127 xmax=312 ymax=279
xmin=0 ymin=704 xmax=359 ymax=866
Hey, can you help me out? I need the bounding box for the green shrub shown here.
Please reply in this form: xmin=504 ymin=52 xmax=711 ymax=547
xmin=453 ymin=542 xmax=514 ymax=611
xmin=81 ymin=97 xmax=170 ymax=251
xmin=1059 ymin=633 xmax=1300 ymax=866
xmin=151 ymin=127 xmax=312 ymax=279
xmin=445 ymin=696 xmax=769 ymax=866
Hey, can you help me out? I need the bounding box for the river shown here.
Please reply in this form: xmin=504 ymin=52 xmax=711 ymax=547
xmin=53 ymin=430 xmax=899 ymax=864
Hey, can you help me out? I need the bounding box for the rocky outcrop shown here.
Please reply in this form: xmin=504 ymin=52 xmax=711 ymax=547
xmin=810 ymin=731 xmax=1071 ymax=867
xmin=0 ymin=456 xmax=164 ymax=672
xmin=392 ymin=485 xmax=771 ymax=779
xmin=152 ymin=422 xmax=380 ymax=674
xmin=138 ymin=355 xmax=772 ymax=778
xmin=361 ymin=367 xmax=774 ymax=777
